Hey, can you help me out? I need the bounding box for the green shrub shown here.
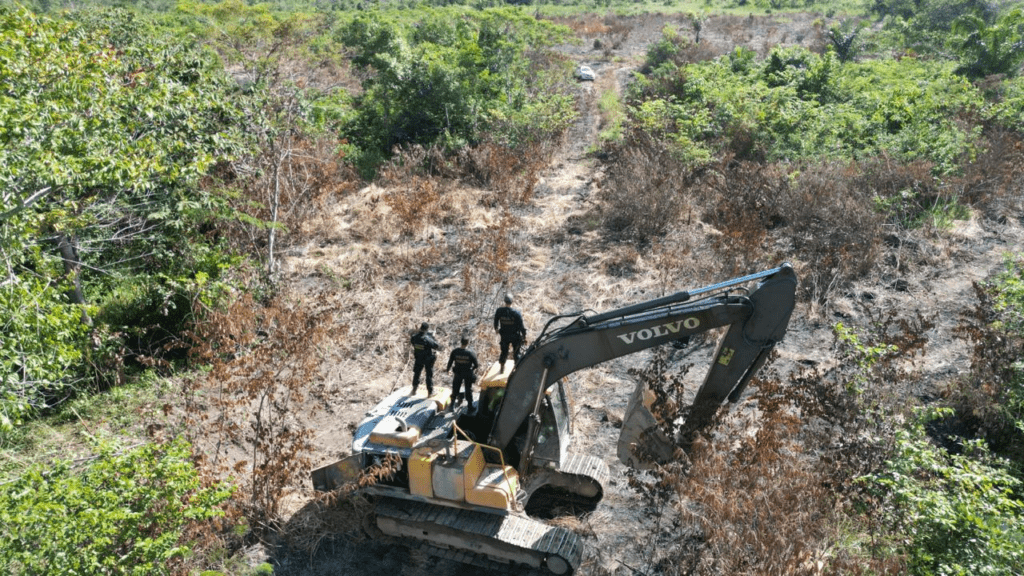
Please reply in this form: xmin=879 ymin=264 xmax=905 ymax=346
xmin=946 ymin=254 xmax=1024 ymax=461
xmin=334 ymin=7 xmax=576 ymax=174
xmin=951 ymin=8 xmax=1024 ymax=79
xmin=986 ymin=75 xmax=1024 ymax=126
xmin=859 ymin=407 xmax=1024 ymax=576
xmin=0 ymin=274 xmax=90 ymax=431
xmin=0 ymin=437 xmax=234 ymax=576
xmin=990 ymin=254 xmax=1024 ymax=338
xmin=627 ymin=40 xmax=986 ymax=175
xmin=977 ymin=254 xmax=1024 ymax=436
xmin=598 ymin=89 xmax=626 ymax=143
xmin=639 ymin=24 xmax=689 ymax=73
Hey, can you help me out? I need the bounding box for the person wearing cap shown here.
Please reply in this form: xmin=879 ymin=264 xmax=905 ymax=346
xmin=446 ymin=336 xmax=480 ymax=410
xmin=493 ymin=294 xmax=526 ymax=372
xmin=410 ymin=322 xmax=440 ymax=395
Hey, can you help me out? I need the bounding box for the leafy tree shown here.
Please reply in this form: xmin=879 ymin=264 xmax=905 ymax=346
xmin=869 ymin=0 xmax=919 ymax=21
xmin=952 ymin=7 xmax=1024 ymax=79
xmin=1 ymin=7 xmax=249 ymax=429
xmin=860 ymin=408 xmax=1024 ymax=576
xmin=0 ymin=437 xmax=233 ymax=575
xmin=336 ymin=7 xmax=575 ymax=174
xmin=827 ymin=19 xmax=866 ymax=63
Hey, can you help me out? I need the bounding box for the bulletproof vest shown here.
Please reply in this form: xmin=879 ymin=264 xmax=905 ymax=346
xmin=451 ymin=349 xmax=476 ymax=374
xmin=496 ymin=307 xmax=521 ymax=334
xmin=411 ymin=332 xmax=436 ymax=359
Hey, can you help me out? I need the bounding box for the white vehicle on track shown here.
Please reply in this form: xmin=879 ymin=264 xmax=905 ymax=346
xmin=575 ymin=65 xmax=596 ymax=81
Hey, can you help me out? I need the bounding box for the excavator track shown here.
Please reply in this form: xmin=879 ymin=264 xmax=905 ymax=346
xmin=415 ymin=542 xmax=557 ymax=575
xmin=560 ymin=452 xmax=610 ymax=489
xmin=524 ymin=453 xmax=610 ymax=517
xmin=373 ymin=497 xmax=583 ymax=575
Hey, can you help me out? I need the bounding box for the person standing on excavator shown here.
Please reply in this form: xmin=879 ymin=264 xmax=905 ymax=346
xmin=446 ymin=337 xmax=479 ymax=410
xmin=494 ymin=294 xmax=526 ymax=372
xmin=410 ymin=322 xmax=440 ymax=395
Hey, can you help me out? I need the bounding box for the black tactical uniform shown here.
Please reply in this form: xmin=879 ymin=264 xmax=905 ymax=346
xmin=446 ymin=341 xmax=480 ymax=409
xmin=411 ymin=323 xmax=440 ymax=395
xmin=493 ymin=295 xmax=526 ymax=371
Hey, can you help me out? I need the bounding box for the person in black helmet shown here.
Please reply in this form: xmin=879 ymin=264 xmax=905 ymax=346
xmin=410 ymin=322 xmax=440 ymax=395
xmin=446 ymin=336 xmax=479 ymax=410
xmin=493 ymin=294 xmax=526 ymax=372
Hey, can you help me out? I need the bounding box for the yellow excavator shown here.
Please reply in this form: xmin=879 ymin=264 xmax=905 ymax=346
xmin=311 ymin=264 xmax=798 ymax=574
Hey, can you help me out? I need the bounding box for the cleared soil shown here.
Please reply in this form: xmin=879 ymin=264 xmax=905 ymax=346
xmin=209 ymin=12 xmax=1024 ymax=576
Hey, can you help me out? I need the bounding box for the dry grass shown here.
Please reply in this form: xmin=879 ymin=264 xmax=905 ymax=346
xmin=597 ymin=147 xmax=891 ymax=309
xmin=785 ymin=162 xmax=887 ymax=307
xmin=959 ymin=128 xmax=1024 ymax=221
xmin=460 ymin=142 xmax=547 ymax=208
xmin=219 ymin=135 xmax=358 ymax=267
xmin=605 ymin=355 xmax=842 ymax=576
xmin=599 ymin=305 xmax=932 ymax=575
xmin=551 ymin=13 xmax=635 ymax=54
xmin=598 ymin=131 xmax=699 ymax=244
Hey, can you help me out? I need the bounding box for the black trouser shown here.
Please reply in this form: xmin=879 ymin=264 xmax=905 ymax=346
xmin=451 ymin=373 xmax=475 ymax=406
xmin=499 ymin=333 xmax=523 ymax=367
xmin=412 ymin=355 xmax=436 ymax=393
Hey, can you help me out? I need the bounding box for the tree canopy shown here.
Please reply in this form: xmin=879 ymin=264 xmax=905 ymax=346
xmin=1 ymin=6 xmax=249 ymax=429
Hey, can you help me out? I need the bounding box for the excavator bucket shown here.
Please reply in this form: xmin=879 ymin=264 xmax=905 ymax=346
xmin=311 ymin=453 xmax=364 ymax=492
xmin=617 ymin=380 xmax=676 ymax=469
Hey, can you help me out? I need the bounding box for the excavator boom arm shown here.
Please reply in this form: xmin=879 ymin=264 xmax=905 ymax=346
xmin=488 ymin=264 xmax=797 ymax=454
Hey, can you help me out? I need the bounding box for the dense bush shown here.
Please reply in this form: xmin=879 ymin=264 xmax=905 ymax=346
xmin=873 ymin=0 xmax=1024 ymax=79
xmin=626 ymin=43 xmax=986 ymax=175
xmin=870 ymin=0 xmax=997 ymax=31
xmin=860 ymin=408 xmax=1024 ymax=576
xmin=949 ymin=254 xmax=1024 ymax=459
xmin=335 ymin=7 xmax=578 ymax=175
xmin=0 ymin=7 xmax=250 ymax=429
xmin=0 ymin=437 xmax=234 ymax=576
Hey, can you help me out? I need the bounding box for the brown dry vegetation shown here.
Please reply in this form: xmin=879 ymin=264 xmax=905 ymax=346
xmin=152 ymin=12 xmax=1024 ymax=576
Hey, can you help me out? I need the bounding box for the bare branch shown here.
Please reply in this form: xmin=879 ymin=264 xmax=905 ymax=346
xmin=0 ymin=187 xmax=52 ymax=222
